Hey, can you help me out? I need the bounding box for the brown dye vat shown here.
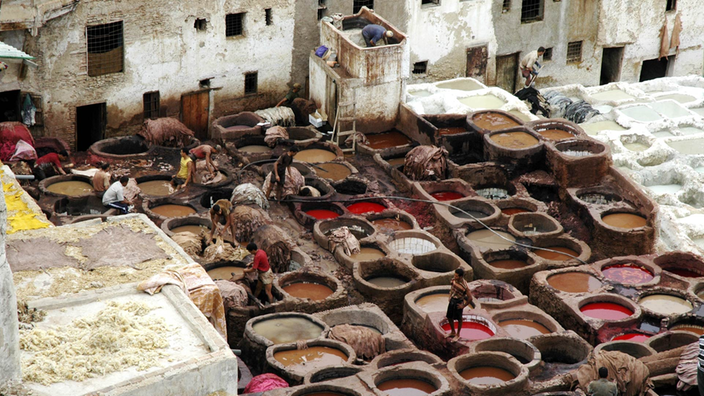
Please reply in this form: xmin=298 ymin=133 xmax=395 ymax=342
xmin=252 ymin=317 xmax=323 ymax=344
xmin=671 ymin=325 xmax=704 ymax=335
xmin=151 ymin=204 xmax=197 ymax=218
xmin=376 ymin=378 xmax=437 ymax=395
xmin=387 ymin=158 xmax=406 ymax=166
xmin=171 ymin=225 xmax=208 ymax=235
xmin=459 ymin=366 xmax=516 ymax=385
xmin=489 ymin=132 xmax=539 ymax=149
xmin=452 ymin=210 xmax=490 ymax=219
xmin=138 ymin=180 xmax=173 ymax=196
xmin=239 ymin=145 xmax=272 ymax=153
xmin=499 ymin=319 xmax=551 ymax=339
xmin=46 ymin=181 xmax=94 ymax=196
xmin=295 ymin=149 xmax=337 ymax=163
xmin=366 ymin=276 xmax=407 ymax=288
xmin=371 ymin=218 xmax=413 ymax=232
xmin=547 ymin=272 xmax=602 ymax=293
xmin=467 ymin=229 xmax=516 ymax=250
xmin=538 ymin=129 xmax=575 ymax=141
xmin=282 ymin=282 xmax=335 ymax=301
xmin=365 ymin=130 xmax=411 ymax=149
xmin=489 ymin=259 xmax=529 ymax=270
xmin=438 ymin=127 xmax=468 ymax=135
xmin=473 ymin=113 xmax=520 ymax=131
xmin=274 ymin=346 xmax=347 ymax=367
xmin=416 ymin=293 xmax=450 ymax=313
xmin=602 ymin=213 xmax=647 ymax=229
xmin=534 ymin=247 xmax=579 ymax=261
xmin=502 ymin=208 xmax=530 ymax=215
xmin=316 ymin=163 xmax=352 ymax=181
xmin=207 ymin=266 xmax=245 ymax=280
xmin=350 ymin=247 xmax=386 ymax=261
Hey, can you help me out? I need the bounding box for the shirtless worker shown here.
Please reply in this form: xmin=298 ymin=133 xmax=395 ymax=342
xmin=265 ymin=146 xmax=298 ymax=201
xmin=92 ymin=163 xmax=111 ymax=195
xmin=208 ymin=198 xmax=236 ymax=245
xmin=189 ymin=144 xmax=220 ymax=176
xmin=362 ymin=24 xmax=393 ymax=47
xmin=520 ymin=46 xmax=545 ymax=88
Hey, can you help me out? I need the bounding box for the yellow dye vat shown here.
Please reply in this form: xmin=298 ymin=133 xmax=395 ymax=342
xmin=1 ymin=167 xmax=52 ymax=234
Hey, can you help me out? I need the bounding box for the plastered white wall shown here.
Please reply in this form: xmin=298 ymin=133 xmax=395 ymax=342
xmin=0 ymin=176 xmax=21 ymax=385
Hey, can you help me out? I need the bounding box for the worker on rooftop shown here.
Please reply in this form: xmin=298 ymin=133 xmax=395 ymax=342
xmin=520 ymin=46 xmax=545 ymax=88
xmin=362 ymin=24 xmax=393 ymax=47
xmin=276 ymin=83 xmax=302 ymax=107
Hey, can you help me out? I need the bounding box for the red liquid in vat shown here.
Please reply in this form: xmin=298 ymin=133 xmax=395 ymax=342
xmin=602 ymin=264 xmax=654 ymax=284
xmin=580 ymin=302 xmax=633 ymax=320
xmin=431 ymin=191 xmax=464 ymax=201
xmin=502 ymin=207 xmax=530 ymax=215
xmin=347 ymin=202 xmax=386 ymax=214
xmin=665 ymin=268 xmax=702 ymax=278
xmin=441 ymin=321 xmax=494 ymax=340
xmin=306 ymin=209 xmax=340 ymax=220
xmin=612 ymin=333 xmax=651 ymax=342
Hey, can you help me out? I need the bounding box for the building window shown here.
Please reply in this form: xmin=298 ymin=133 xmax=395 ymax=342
xmin=566 ymin=41 xmax=583 ymax=63
xmin=244 ymin=72 xmax=258 ymax=95
xmin=520 ymin=0 xmax=543 ymax=23
xmin=542 ymin=47 xmax=553 ymax=61
xmin=666 ymin=0 xmax=676 ymax=11
xmin=502 ymin=0 xmax=511 ymax=12
xmin=194 ymin=18 xmax=207 ymax=31
xmin=86 ymin=21 xmax=124 ymax=77
xmin=353 ymin=0 xmax=374 ymax=13
xmin=421 ymin=0 xmax=440 ymax=7
xmin=318 ymin=0 xmax=327 ymax=20
xmin=412 ymin=61 xmax=428 ymax=75
xmin=143 ymin=91 xmax=160 ymax=120
xmin=226 ymin=13 xmax=245 ymax=37
xmin=265 ymin=9 xmax=273 ymax=25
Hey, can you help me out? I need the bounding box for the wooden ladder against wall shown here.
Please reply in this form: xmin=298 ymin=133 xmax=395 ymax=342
xmin=332 ymin=90 xmax=357 ymax=153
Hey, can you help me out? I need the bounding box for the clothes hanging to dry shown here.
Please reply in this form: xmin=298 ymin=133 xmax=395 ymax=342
xmin=659 ymin=16 xmax=669 ymax=60
xmin=670 ymin=12 xmax=682 ymax=55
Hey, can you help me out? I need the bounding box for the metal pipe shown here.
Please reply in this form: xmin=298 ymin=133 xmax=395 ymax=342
xmin=14 ymin=174 xmax=35 ymax=180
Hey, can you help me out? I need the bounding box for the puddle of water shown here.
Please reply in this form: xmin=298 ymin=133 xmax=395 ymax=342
xmin=591 ymin=89 xmax=635 ymax=102
xmin=647 ymin=184 xmax=682 ymax=194
xmin=667 ymin=139 xmax=704 ymax=155
xmin=622 ymin=142 xmax=650 ymax=152
xmin=679 ymin=127 xmax=704 ymax=136
xmin=620 ymin=105 xmax=662 ymax=122
xmin=459 ymin=95 xmax=507 ymax=110
xmin=655 ymin=101 xmax=692 ymax=119
xmin=657 ymin=93 xmax=696 ymax=104
xmin=581 ymin=120 xmax=627 ymax=135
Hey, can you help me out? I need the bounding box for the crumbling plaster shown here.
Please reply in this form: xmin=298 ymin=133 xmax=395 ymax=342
xmin=0 ymin=176 xmax=21 ymax=386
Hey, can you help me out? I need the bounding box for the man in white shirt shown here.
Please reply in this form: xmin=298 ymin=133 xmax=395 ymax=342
xmin=102 ymin=176 xmax=131 ymax=214
xmin=520 ymin=46 xmax=545 ymax=88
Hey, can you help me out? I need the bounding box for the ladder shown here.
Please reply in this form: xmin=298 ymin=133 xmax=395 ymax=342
xmin=332 ymin=90 xmax=357 ymax=153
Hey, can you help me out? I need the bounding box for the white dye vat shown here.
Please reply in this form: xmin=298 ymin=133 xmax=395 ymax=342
xmin=388 ymin=237 xmax=437 ymax=254
xmin=591 ymin=89 xmax=635 ymax=102
xmin=621 ymin=106 xmax=662 ymax=122
xmin=647 ymin=184 xmax=683 ymax=195
xmin=459 ymin=95 xmax=507 ymax=110
xmin=694 ymin=166 xmax=704 ymax=174
xmin=657 ymin=93 xmax=696 ymax=104
xmin=623 ymin=142 xmax=650 ymax=152
xmin=691 ymin=108 xmax=704 ymax=117
xmin=582 ymin=120 xmax=627 ymax=135
xmin=436 ymin=79 xmax=484 ymax=91
xmin=654 ymin=101 xmax=692 ymax=119
xmin=409 ymin=90 xmax=432 ymax=98
xmin=667 ymin=139 xmax=704 ymax=155
xmin=680 ymin=127 xmax=704 ymax=136
xmin=652 ymin=130 xmax=675 ymax=138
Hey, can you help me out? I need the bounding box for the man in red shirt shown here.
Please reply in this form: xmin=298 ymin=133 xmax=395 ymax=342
xmin=243 ymin=242 xmax=274 ymax=304
xmin=33 ymin=150 xmax=69 ymax=180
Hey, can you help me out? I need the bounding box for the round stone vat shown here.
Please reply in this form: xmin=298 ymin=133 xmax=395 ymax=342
xmin=213 ymin=111 xmax=264 ymax=140
xmin=460 ymin=226 xmax=517 ymax=253
xmin=669 ymin=321 xmax=704 ymax=336
xmin=88 ymin=135 xmax=152 ymax=160
xmin=367 ymin=211 xmax=417 ymax=234
xmin=203 ymin=261 xmax=247 ymax=281
xmin=275 ymin=270 xmax=342 ymax=302
xmin=266 ymin=339 xmax=355 ymax=384
xmin=39 ymin=175 xmax=95 ymax=198
xmin=484 ymin=127 xmax=544 ymax=168
xmin=472 ymin=337 xmax=541 ymax=373
xmin=448 ymin=351 xmax=528 ymax=396
xmin=468 ymin=110 xmax=524 ymax=134
xmin=294 ymin=143 xmax=343 ymax=163
xmin=260 ymin=161 xmax=313 ymax=179
xmin=473 ymin=183 xmax=517 ymax=200
xmin=370 ymin=349 xmax=443 ymax=370
xmin=199 ymin=188 xmax=234 ymax=208
xmin=637 ymin=289 xmax=694 ymax=317
xmin=336 ymin=242 xmax=389 ymax=269
xmin=412 ymin=251 xmax=462 ymax=274
xmin=655 ymin=252 xmax=704 ymax=279
xmin=316 ymin=304 xmax=394 ymax=337
xmin=597 ymin=259 xmax=658 ymax=286
xmin=646 ymin=331 xmax=699 ymax=352
xmin=471 ymin=279 xmax=522 ymax=305
xmin=417 ymin=179 xmax=474 ymax=202
xmin=313 ymin=161 xmax=356 ymax=182
xmin=298 ymin=202 xmax=345 ymax=226
xmin=496 ymin=197 xmax=543 ymax=217
xmin=492 ymin=310 xmax=558 ymax=340
xmin=142 ymin=197 xmax=199 ymax=225
xmin=480 ymin=250 xmax=536 ymax=294
xmin=546 ymin=270 xmax=603 ymax=294
xmin=575 ymin=189 xmax=623 ymax=205
xmin=161 ymin=215 xmax=212 ymax=237
xmin=332 ymin=178 xmax=368 ymax=196
xmin=530 ymin=237 xmax=590 ymax=266
xmin=438 ymin=314 xmax=496 ymax=341
xmin=294 ymin=177 xmax=334 ymax=201
xmin=578 ymin=294 xmax=640 ymax=323
xmin=345 ymin=200 xmax=388 ymax=215
xmin=528 ymin=120 xmax=585 ymax=141
xmin=314 ymin=217 xmax=375 ymax=251
xmin=388 ymin=231 xmax=441 ymax=255
xmin=600 ymin=210 xmax=649 ymax=230
xmin=291 ymin=384 xmax=361 ymax=396
xmin=446 ymin=198 xmax=501 ymax=226
xmin=407 ymin=286 xmax=459 ymax=316
xmin=304 ymin=365 xmax=364 ymax=385
xmin=231 ymin=136 xmax=273 ymax=161
xmin=191 ymin=167 xmax=233 ymax=189
xmin=594 ymin=340 xmax=656 ymax=359
xmin=372 ymin=366 xmax=447 ymax=396
xmin=287 ymin=126 xmax=322 ymax=144
xmin=548 ymin=139 xmax=611 ymax=188
xmin=361 ymin=130 xmax=413 ymax=151
xmin=530 ymin=332 xmax=592 ymax=364
xmin=593 ymin=208 xmax=654 ymax=258
xmin=53 ymin=195 xmax=109 ymax=216
xmin=353 ymin=259 xmax=419 ymax=322
xmin=508 ymin=212 xmax=563 ymax=238
xmin=135 ymin=175 xmax=175 ymax=197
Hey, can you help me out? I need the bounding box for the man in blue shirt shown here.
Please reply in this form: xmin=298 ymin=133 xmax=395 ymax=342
xmin=362 ymin=24 xmax=393 ymax=47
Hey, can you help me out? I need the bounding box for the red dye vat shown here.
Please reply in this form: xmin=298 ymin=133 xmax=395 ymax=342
xmin=441 ymin=321 xmax=494 ymax=340
xmin=580 ymin=302 xmax=633 ymax=320
xmin=665 ymin=268 xmax=702 ymax=278
xmin=306 ymin=209 xmax=340 ymax=220
xmin=502 ymin=207 xmax=530 ymax=215
xmin=347 ymin=202 xmax=386 ymax=214
xmin=612 ymin=333 xmax=651 ymax=342
xmin=431 ymin=191 xmax=464 ymax=201
xmin=602 ymin=264 xmax=654 ymax=284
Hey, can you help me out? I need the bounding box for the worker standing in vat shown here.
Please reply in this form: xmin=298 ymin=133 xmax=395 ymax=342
xmin=208 ymin=198 xmax=236 ymax=246
xmin=520 ymin=46 xmax=545 ymax=88
xmin=171 ymin=148 xmax=195 ymax=190
xmin=243 ymin=242 xmax=275 ymax=304
xmin=189 ymin=144 xmax=220 ymax=176
xmin=362 ymin=24 xmax=393 ymax=47
xmin=446 ymin=268 xmax=472 ymax=340
xmin=276 ymin=83 xmax=302 ymax=107
xmin=92 ymin=163 xmax=111 ymax=196
xmin=587 ymin=367 xmax=618 ymax=396
xmin=102 ymin=176 xmax=132 ymax=214
xmin=265 ymin=146 xmax=298 ymax=201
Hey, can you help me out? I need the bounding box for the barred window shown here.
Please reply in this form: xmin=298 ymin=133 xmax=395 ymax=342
xmin=503 ymin=0 xmax=511 ymax=12
xmin=521 ymin=0 xmax=543 ymax=23
xmin=353 ymin=0 xmax=374 ymax=13
xmin=87 ymin=21 xmax=124 ymax=77
xmin=566 ymin=41 xmax=583 ymax=64
xmin=226 ymin=13 xmax=245 ymax=37
xmin=143 ymin=91 xmax=160 ymax=120
xmin=244 ymin=72 xmax=258 ymax=95
xmin=412 ymin=61 xmax=428 ymax=75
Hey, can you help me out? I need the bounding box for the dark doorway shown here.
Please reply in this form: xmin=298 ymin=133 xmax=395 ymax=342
xmin=0 ymin=90 xmax=21 ymax=122
xmin=496 ymin=53 xmax=519 ymax=93
xmin=640 ymin=58 xmax=670 ymax=82
xmin=181 ymin=91 xmax=210 ymax=140
xmin=76 ymin=103 xmax=106 ymax=151
xmin=466 ymin=45 xmax=488 ymax=81
xmin=600 ymin=47 xmax=624 ymax=85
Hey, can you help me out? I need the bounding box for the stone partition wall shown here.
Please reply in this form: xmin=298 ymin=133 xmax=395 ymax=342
xmin=0 ymin=183 xmax=21 ymax=384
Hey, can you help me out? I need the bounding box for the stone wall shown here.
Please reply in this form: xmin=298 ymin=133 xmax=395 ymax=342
xmin=0 ymin=177 xmax=21 ymax=385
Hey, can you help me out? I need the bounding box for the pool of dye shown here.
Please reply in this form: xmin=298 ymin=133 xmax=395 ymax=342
xmin=138 ymin=180 xmax=174 ymax=196
xmin=436 ymin=79 xmax=484 ymax=91
xmin=499 ymin=319 xmax=550 ymax=339
xmin=623 ymin=142 xmax=650 ymax=152
xmin=366 ymin=276 xmax=407 ymax=288
xmin=547 ymin=272 xmax=602 ymax=293
xmin=459 ymin=95 xmax=507 ymax=110
xmin=472 ymin=113 xmax=520 ymax=131
xmin=639 ymin=294 xmax=693 ymax=315
xmin=151 ymin=204 xmax=197 ymax=218
xmin=437 ymin=127 xmax=468 ymax=135
xmin=306 ymin=209 xmax=340 ymax=220
xmin=252 ymin=317 xmax=324 ymax=344
xmin=489 ymin=132 xmax=540 ymax=149
xmin=581 ymin=120 xmax=627 ymax=135
xmin=580 ymin=302 xmax=633 ymax=320
xmin=533 ymin=246 xmax=579 ymax=261
xmin=590 ymin=89 xmax=635 ymax=102
xmin=620 ymin=105 xmax=662 ymax=122
xmin=431 ymin=191 xmax=464 ymax=201
xmin=654 ymin=101 xmax=692 ymax=119
xmin=667 ymin=138 xmax=704 ymax=155
xmin=601 ymin=263 xmax=654 ymax=284
xmin=415 ymin=293 xmax=450 ymax=312
xmin=282 ymin=282 xmax=335 ymax=301
xmin=612 ymin=333 xmax=651 ymax=342
xmin=441 ymin=321 xmax=494 ymax=340
xmin=388 ymin=237 xmax=437 ymax=254
xmin=46 ymin=181 xmax=94 ymax=196
xmin=376 ymin=378 xmax=437 ymax=396
xmin=238 ymin=145 xmax=272 ymax=153
xmin=350 ymin=247 xmax=386 ymax=261
xmin=466 ymin=229 xmax=516 ymax=250
xmin=347 ymin=202 xmax=386 ymax=214
xmin=647 ymin=184 xmax=682 ymax=195
xmin=365 ymin=130 xmax=411 ymax=149
xmin=489 ymin=259 xmax=529 ymax=270
xmin=459 ymin=366 xmax=516 ymax=385
xmin=601 ymin=213 xmax=647 ymax=229
xmin=371 ymin=218 xmax=413 ymax=232
xmin=316 ymin=163 xmax=352 ymax=181
xmin=273 ymin=346 xmax=347 ymax=368
xmin=537 ymin=129 xmax=575 ymax=141
xmin=295 ymin=149 xmax=337 ymax=163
